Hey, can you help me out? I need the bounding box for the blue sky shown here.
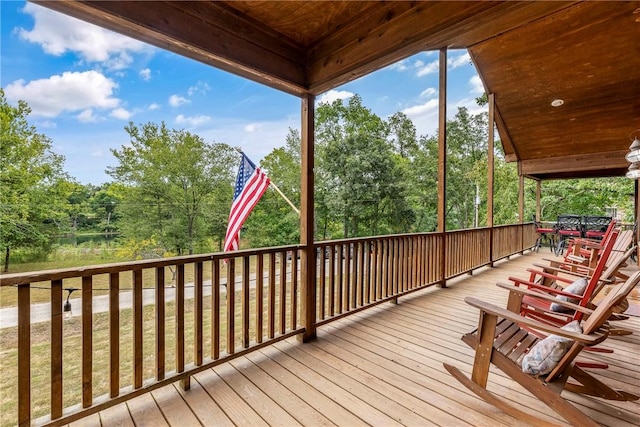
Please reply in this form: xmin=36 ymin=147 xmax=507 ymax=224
xmin=1 ymin=1 xmax=485 ymax=185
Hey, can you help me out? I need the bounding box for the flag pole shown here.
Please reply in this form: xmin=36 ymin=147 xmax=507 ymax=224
xmin=235 ymin=147 xmax=300 ymax=216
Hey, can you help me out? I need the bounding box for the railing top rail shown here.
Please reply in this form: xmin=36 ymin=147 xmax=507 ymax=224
xmin=0 ymin=244 xmax=302 ymax=287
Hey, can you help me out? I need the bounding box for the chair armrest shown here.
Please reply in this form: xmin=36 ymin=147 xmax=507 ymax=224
xmin=496 ymin=282 xmax=594 ymax=315
xmin=524 ymin=268 xmax=574 ymax=284
xmin=464 ymin=296 xmax=606 ymax=344
xmin=531 ymin=263 xmax=590 ymax=279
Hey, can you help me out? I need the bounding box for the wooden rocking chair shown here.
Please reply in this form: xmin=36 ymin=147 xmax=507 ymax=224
xmin=443 ymin=271 xmax=640 ymax=427
xmin=504 ymin=229 xmax=619 ymax=329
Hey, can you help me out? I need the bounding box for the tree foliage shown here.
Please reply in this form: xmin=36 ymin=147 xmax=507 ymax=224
xmin=0 ymin=89 xmax=71 ymax=271
xmin=107 ymin=122 xmax=236 ymax=255
xmin=1 ymin=91 xmax=632 ymax=266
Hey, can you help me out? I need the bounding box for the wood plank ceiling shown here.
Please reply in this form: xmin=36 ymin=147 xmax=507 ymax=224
xmin=34 ymin=1 xmax=640 ymax=180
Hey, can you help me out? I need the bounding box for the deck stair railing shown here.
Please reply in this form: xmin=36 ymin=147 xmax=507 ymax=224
xmin=0 ymin=224 xmax=536 ymax=426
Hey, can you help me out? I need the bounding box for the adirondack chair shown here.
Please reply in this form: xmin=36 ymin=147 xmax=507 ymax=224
xmin=536 ymin=229 xmax=634 ymax=287
xmin=443 ymin=271 xmax=640 ymax=427
xmin=505 ymin=229 xmax=619 ymax=329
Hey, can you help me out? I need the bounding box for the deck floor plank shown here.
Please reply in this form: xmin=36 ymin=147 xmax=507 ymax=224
xmin=91 ymin=251 xmax=639 ymax=427
xmin=175 ymin=374 xmax=235 ymax=427
xmin=151 ymin=383 xmax=202 ymax=426
xmin=98 ymin=403 xmax=134 ymax=427
xmin=193 ymin=366 xmax=268 ymax=427
xmin=227 ymin=356 xmax=335 ymax=427
xmin=212 ymin=362 xmax=302 ymax=426
xmin=244 ymin=350 xmax=367 ymax=426
xmin=126 ymin=393 xmax=169 ymax=427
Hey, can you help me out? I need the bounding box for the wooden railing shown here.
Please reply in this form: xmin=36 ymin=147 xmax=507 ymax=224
xmin=0 ymin=223 xmax=536 ymax=426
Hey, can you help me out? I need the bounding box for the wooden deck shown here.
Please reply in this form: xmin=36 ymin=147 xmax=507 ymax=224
xmin=69 ymin=251 xmax=640 ymax=427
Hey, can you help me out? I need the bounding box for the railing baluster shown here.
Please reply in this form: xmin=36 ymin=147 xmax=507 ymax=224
xmin=133 ymin=269 xmax=143 ymax=389
xmin=195 ymin=261 xmax=204 ymax=364
xmin=155 ymin=268 xmax=165 ymax=380
xmin=279 ymin=250 xmax=286 ymax=334
xmin=109 ymin=272 xmax=120 ymax=396
xmin=176 ymin=264 xmax=186 ymax=383
xmin=319 ymin=246 xmax=326 ymax=320
xmin=336 ymin=244 xmax=343 ymax=314
xmin=365 ymin=241 xmax=370 ymax=301
xmin=256 ymin=254 xmax=264 ymax=343
xmin=268 ymin=253 xmax=275 ymax=338
xmin=82 ymin=276 xmax=92 ymax=407
xmin=291 ymin=249 xmax=298 ymax=330
xmin=51 ymin=279 xmax=63 ymax=419
xmin=344 ymin=244 xmax=350 ymax=310
xmin=212 ymin=259 xmax=220 ymax=359
xmin=242 ymin=256 xmax=250 ymax=348
xmin=352 ymin=242 xmax=359 ymax=308
xmin=328 ymin=245 xmax=335 ymax=317
xmin=227 ymin=259 xmax=235 ymax=354
xmin=18 ymin=284 xmax=30 ymax=427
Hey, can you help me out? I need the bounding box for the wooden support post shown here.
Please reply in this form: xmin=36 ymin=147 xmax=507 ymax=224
xmin=437 ymin=47 xmax=447 ymax=288
xmin=536 ymin=180 xmax=542 ymax=223
xmin=487 ymin=93 xmax=495 ymax=267
xmin=519 ymin=174 xmax=525 ymax=254
xmin=300 ymin=92 xmax=317 ymax=342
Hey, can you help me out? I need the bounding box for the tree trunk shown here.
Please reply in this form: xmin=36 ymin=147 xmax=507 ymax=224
xmin=4 ymin=246 xmax=10 ymax=273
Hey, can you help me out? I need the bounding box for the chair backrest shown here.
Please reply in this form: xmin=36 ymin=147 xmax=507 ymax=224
xmin=582 ymin=215 xmax=613 ymax=238
xmin=582 ymin=270 xmax=640 ymax=334
xmin=574 ymin=228 xmax=619 ymax=321
xmin=555 ymin=214 xmax=582 ymax=232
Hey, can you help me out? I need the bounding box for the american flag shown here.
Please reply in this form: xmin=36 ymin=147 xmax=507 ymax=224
xmin=223 ymin=152 xmax=270 ymax=252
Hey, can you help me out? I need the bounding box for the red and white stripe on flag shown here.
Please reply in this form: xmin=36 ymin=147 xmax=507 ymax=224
xmin=223 ymin=153 xmax=270 ymax=252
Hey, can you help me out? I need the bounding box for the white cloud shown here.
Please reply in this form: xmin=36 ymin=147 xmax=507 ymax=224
xmin=91 ymin=149 xmax=104 ymax=157
xmin=110 ymin=108 xmax=133 ymax=120
xmin=469 ymin=74 xmax=485 ymax=95
xmin=187 ymin=81 xmax=211 ymax=96
xmin=420 ymin=87 xmax=437 ymax=98
xmin=148 ymin=103 xmax=161 ymax=110
xmin=18 ymin=3 xmax=151 ymax=70
xmin=388 ymin=61 xmax=409 ymax=72
xmin=169 ymin=94 xmax=189 ymax=107
xmin=5 ymin=70 xmax=120 ymax=117
xmin=414 ymin=52 xmax=470 ymax=77
xmin=37 ymin=120 xmax=57 ymax=129
xmin=199 ymin=117 xmax=296 ymax=164
xmin=402 ymin=99 xmax=439 ymax=117
xmin=448 ymin=52 xmax=471 ymax=69
xmin=318 ymin=89 xmax=354 ymax=105
xmin=244 ymin=123 xmax=262 ymax=133
xmin=175 ymin=114 xmax=210 ymax=127
xmin=139 ymin=68 xmax=151 ymax=81
xmin=77 ymin=109 xmax=99 ymax=122
xmin=416 ymin=59 xmax=439 ymax=77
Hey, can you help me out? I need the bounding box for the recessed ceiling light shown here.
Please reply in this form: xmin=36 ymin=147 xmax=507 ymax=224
xmin=551 ymin=99 xmax=564 ymax=107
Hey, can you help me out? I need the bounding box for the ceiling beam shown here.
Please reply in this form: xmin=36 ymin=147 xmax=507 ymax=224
xmin=34 ymin=0 xmax=309 ymax=96
xmin=519 ymin=150 xmax=629 ymax=177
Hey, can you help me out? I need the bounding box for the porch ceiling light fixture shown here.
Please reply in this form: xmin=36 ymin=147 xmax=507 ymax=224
xmin=550 ymin=99 xmax=564 ymax=107
xmin=626 ymin=162 xmax=640 ymax=179
xmin=624 ymin=129 xmax=640 ymax=164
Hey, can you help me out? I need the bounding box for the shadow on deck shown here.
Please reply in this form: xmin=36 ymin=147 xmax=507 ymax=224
xmin=74 ymin=251 xmax=640 ymax=427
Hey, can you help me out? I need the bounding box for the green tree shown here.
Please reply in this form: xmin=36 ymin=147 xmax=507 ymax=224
xmin=90 ymin=183 xmax=124 ymax=234
xmin=316 ymin=96 xmax=412 ymax=237
xmin=108 ymin=122 xmax=236 ymax=255
xmin=244 ymin=129 xmax=301 ymax=247
xmin=0 ymin=89 xmax=70 ymax=271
